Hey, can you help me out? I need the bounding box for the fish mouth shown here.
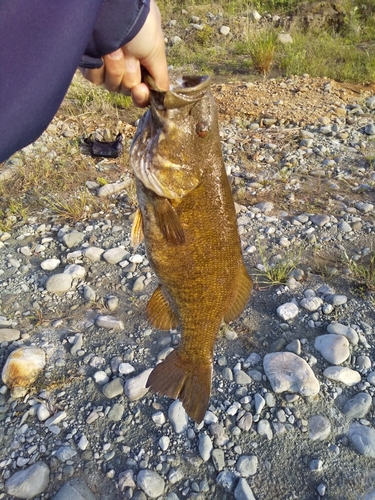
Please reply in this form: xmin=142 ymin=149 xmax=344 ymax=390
xmin=130 ymin=75 xmax=211 ymax=199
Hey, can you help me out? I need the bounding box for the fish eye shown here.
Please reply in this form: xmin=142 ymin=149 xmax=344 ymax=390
xmin=195 ymin=121 xmax=209 ymax=138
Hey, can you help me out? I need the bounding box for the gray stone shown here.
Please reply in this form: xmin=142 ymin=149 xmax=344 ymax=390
xmin=255 ymin=201 xmax=274 ymax=213
xmin=198 ymin=433 xmax=213 ymax=461
xmin=324 ymin=294 xmax=347 ymax=306
xmin=62 ymin=231 xmax=84 ymax=248
xmin=64 ymin=264 xmax=86 ymax=278
xmin=136 ymin=469 xmax=165 ymax=498
xmin=5 ymin=461 xmax=50 ymax=499
xmin=83 ymin=247 xmax=104 ymax=262
xmin=338 ymin=221 xmax=352 ymax=233
xmin=264 ymin=352 xmax=320 ymax=396
xmin=349 ymin=423 xmax=375 ymax=457
xmin=342 ymin=392 xmax=372 ymax=419
xmin=234 ymin=369 xmax=252 ymax=385
xmin=55 ymin=445 xmax=77 ymax=461
xmin=364 ymin=123 xmax=375 ymax=135
xmin=308 ymin=415 xmax=331 ymax=441
xmin=257 ymin=419 xmax=273 ymax=440
xmin=300 ymin=296 xmax=323 ymax=312
xmin=234 ymin=478 xmax=257 ymax=500
xmin=52 ymin=478 xmax=97 ymax=500
xmin=327 ymin=322 xmax=358 ymax=345
xmin=276 ymin=302 xmax=299 ymax=320
xmin=236 ymin=455 xmax=258 ymax=477
xmin=0 ymin=328 xmax=20 ymax=342
xmin=323 ymin=366 xmax=361 ymax=386
xmin=108 ymin=403 xmax=125 ymax=421
xmin=168 ymin=400 xmax=189 ymax=434
xmin=96 ymin=315 xmax=124 ymax=330
xmin=102 ymin=247 xmax=128 ymax=264
xmin=83 ymin=285 xmax=96 ymax=302
xmin=216 ymin=470 xmax=237 ymax=492
xmin=212 ymin=448 xmax=225 ymax=471
xmin=102 ymin=378 xmax=124 ymax=399
xmin=278 ymin=33 xmax=293 ymax=44
xmin=366 ymin=96 xmax=375 ymax=109
xmin=355 ymin=202 xmax=373 ymax=212
xmin=314 ymin=334 xmax=350 ymax=364
xmin=46 ymin=273 xmax=73 ymax=293
xmin=310 ymin=214 xmax=330 ymax=227
xmin=124 ymin=368 xmax=152 ymax=401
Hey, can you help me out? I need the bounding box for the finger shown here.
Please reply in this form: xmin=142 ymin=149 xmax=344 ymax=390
xmin=81 ymin=66 xmax=105 ymax=86
xmin=120 ymin=55 xmax=142 ymax=94
xmin=102 ymin=49 xmax=125 ymax=92
xmin=131 ymin=83 xmax=150 ymax=108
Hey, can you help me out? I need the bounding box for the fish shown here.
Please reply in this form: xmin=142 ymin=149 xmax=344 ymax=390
xmin=130 ymin=74 xmax=252 ymax=423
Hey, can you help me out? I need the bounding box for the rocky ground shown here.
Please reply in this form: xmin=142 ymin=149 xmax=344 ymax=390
xmin=0 ymin=72 xmax=375 ymax=500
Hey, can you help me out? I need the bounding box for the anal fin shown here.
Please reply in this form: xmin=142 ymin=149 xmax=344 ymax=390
xmin=147 ymin=285 xmax=179 ymax=330
xmin=131 ymin=208 xmax=144 ymax=247
xmin=153 ymin=197 xmax=185 ymax=245
xmin=147 ymin=349 xmax=212 ymax=424
xmin=224 ymin=262 xmax=252 ymax=323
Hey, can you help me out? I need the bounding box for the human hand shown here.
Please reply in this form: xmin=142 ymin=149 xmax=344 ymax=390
xmin=81 ymin=0 xmax=169 ymax=107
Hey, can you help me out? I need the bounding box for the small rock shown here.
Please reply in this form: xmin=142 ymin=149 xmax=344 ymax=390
xmin=96 ymin=315 xmax=124 ymax=330
xmin=37 ymin=403 xmax=51 ymax=422
xmin=62 ymin=231 xmax=84 ymax=248
xmin=257 ymin=419 xmax=273 ymax=440
xmin=168 ymin=400 xmax=189 ymax=434
xmin=108 ymin=403 xmax=125 ymax=421
xmin=198 ymin=433 xmax=213 ymax=461
xmin=52 ymin=478 xmax=96 ymax=500
xmin=300 ymin=297 xmax=323 ymax=312
xmin=63 ymin=264 xmax=86 ymax=278
xmin=327 ymin=323 xmax=358 ymax=345
xmin=342 ymin=393 xmax=372 ymax=419
xmin=45 ymin=273 xmax=73 ymax=293
xmin=5 ymin=461 xmax=50 ymax=499
xmin=323 ymin=366 xmax=361 ymax=386
xmin=83 ymin=285 xmax=96 ymax=302
xmin=136 ymin=469 xmax=165 ymax=498
xmin=0 ymin=328 xmax=20 ymax=342
xmin=216 ymin=470 xmax=237 ymax=492
xmin=234 ymin=478 xmax=256 ymax=500
xmin=219 ymin=25 xmax=230 ymax=35
xmin=55 ymin=445 xmax=77 ymax=461
xmin=102 ymin=247 xmax=128 ymax=265
xmin=349 ymin=423 xmax=375 ymax=458
xmin=97 ymin=180 xmax=131 ymax=198
xmin=41 ymin=258 xmax=61 ymax=271
xmin=83 ymin=247 xmax=104 ymax=262
xmin=278 ymin=33 xmax=293 ymax=44
xmin=236 ymin=455 xmax=258 ymax=477
xmin=308 ymin=415 xmax=331 ymax=441
xmin=264 ymin=352 xmax=320 ymax=396
xmin=314 ymin=334 xmax=350 ymax=364
xmin=124 ymin=368 xmax=152 ymax=401
xmin=276 ymin=302 xmax=299 ymax=320
xmin=102 ymin=378 xmax=124 ymax=399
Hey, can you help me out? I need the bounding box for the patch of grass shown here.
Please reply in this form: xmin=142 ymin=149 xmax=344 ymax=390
xmin=42 ymin=189 xmax=100 ymax=223
xmin=342 ymin=247 xmax=375 ymax=297
xmin=253 ymin=240 xmax=304 ymax=287
xmin=246 ymin=28 xmax=278 ymax=76
xmin=278 ymin=30 xmax=375 ymax=83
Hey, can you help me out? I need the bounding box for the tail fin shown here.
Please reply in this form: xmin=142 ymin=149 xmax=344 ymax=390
xmin=146 ymin=350 xmax=211 ymax=424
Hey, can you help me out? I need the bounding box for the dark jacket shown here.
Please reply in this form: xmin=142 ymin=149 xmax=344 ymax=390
xmin=0 ymin=0 xmax=150 ymax=163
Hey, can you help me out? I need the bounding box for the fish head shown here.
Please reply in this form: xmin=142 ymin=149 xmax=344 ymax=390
xmin=131 ymin=75 xmax=218 ymax=200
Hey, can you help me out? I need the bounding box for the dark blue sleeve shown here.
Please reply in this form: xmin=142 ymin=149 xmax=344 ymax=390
xmin=0 ymin=0 xmax=150 ymax=163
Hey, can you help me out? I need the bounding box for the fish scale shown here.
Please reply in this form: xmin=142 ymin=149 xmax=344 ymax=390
xmin=130 ymin=74 xmax=252 ymax=423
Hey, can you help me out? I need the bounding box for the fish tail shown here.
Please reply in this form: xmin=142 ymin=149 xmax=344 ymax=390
xmin=146 ymin=350 xmax=211 ymax=424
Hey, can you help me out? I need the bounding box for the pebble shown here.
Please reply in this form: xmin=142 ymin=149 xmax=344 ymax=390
xmin=212 ymin=448 xmax=225 ymax=471
xmin=276 ymin=302 xmax=299 ymax=320
xmin=257 ymin=419 xmax=273 ymax=440
xmin=234 ymin=369 xmax=252 ymax=385
xmin=83 ymin=285 xmax=96 ymax=302
xmin=236 ymin=455 xmax=258 ymax=477
xmin=342 ymin=392 xmax=372 ymax=419
xmin=52 ymin=478 xmax=96 ymax=500
xmin=234 ymin=478 xmax=256 ymax=500
xmin=198 ymin=433 xmax=213 ymax=461
xmin=55 ymin=445 xmax=77 ymax=461
xmin=314 ymin=334 xmax=350 ymax=364
xmin=323 ymin=366 xmax=361 ymax=386
xmin=108 ymin=403 xmax=124 ymax=421
xmin=118 ymin=362 xmax=135 ymax=375
xmin=102 ymin=378 xmax=124 ymax=399
xmin=97 ymin=180 xmax=131 ymax=197
xmin=5 ymin=461 xmax=50 ymax=498
xmin=308 ymin=415 xmax=331 ymax=441
xmin=64 ymin=264 xmax=86 ymax=278
xmin=124 ymin=368 xmax=152 ymax=400
xmin=37 ymin=403 xmax=51 ymax=422
xmin=83 ymin=246 xmax=104 ymax=262
xmin=327 ymin=322 xmax=359 ymax=345
xmin=45 ymin=273 xmax=73 ymax=293
xmin=219 ymin=25 xmax=230 ymax=35
xmin=136 ymin=469 xmax=165 ymax=498
xmin=216 ymin=470 xmax=237 ymax=492
xmin=349 ymin=423 xmax=375 ymax=458
xmin=62 ymin=230 xmax=84 ymax=248
xmin=0 ymin=328 xmax=20 ymax=342
xmin=95 ymin=315 xmax=124 ymax=330
xmin=168 ymin=400 xmax=189 ymax=434
xmin=263 ymin=352 xmax=320 ymax=396
xmin=300 ymin=296 xmax=323 ymax=311
xmin=102 ymin=247 xmax=128 ymax=264
xmin=41 ymin=258 xmax=61 ymax=270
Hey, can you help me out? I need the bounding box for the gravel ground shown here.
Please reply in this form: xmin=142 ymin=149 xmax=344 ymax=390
xmin=0 ymin=75 xmax=375 ymax=500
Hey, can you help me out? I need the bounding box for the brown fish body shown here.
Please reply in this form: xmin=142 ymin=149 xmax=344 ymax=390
xmin=131 ymin=76 xmax=252 ymax=422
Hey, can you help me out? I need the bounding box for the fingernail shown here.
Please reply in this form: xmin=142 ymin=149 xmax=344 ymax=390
xmin=108 ymin=49 xmax=123 ymax=60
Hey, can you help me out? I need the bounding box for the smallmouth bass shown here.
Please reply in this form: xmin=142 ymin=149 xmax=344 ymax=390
xmin=130 ymin=75 xmax=252 ymax=423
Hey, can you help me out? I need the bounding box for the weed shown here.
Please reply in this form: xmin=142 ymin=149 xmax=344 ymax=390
xmin=253 ymin=239 xmax=304 ymax=287
xmin=246 ymin=28 xmax=278 ymax=76
xmin=342 ymin=247 xmax=375 ymax=296
xmin=42 ymin=189 xmax=98 ymax=223
xmin=195 ymin=24 xmax=214 ymax=46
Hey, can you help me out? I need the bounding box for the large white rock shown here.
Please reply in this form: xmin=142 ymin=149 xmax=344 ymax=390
xmin=168 ymin=400 xmax=189 ymax=434
xmin=45 ymin=273 xmax=73 ymax=293
xmin=2 ymin=346 xmax=46 ymax=397
xmin=136 ymin=469 xmax=165 ymax=499
xmin=263 ymin=352 xmax=320 ymax=396
xmin=276 ymin=302 xmax=299 ymax=321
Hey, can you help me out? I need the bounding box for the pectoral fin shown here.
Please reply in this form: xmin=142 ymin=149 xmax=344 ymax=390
xmin=153 ymin=197 xmax=185 ymax=245
xmin=147 ymin=285 xmax=179 ymax=330
xmin=130 ymin=208 xmax=144 ymax=247
xmin=224 ymin=263 xmax=252 ymax=323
